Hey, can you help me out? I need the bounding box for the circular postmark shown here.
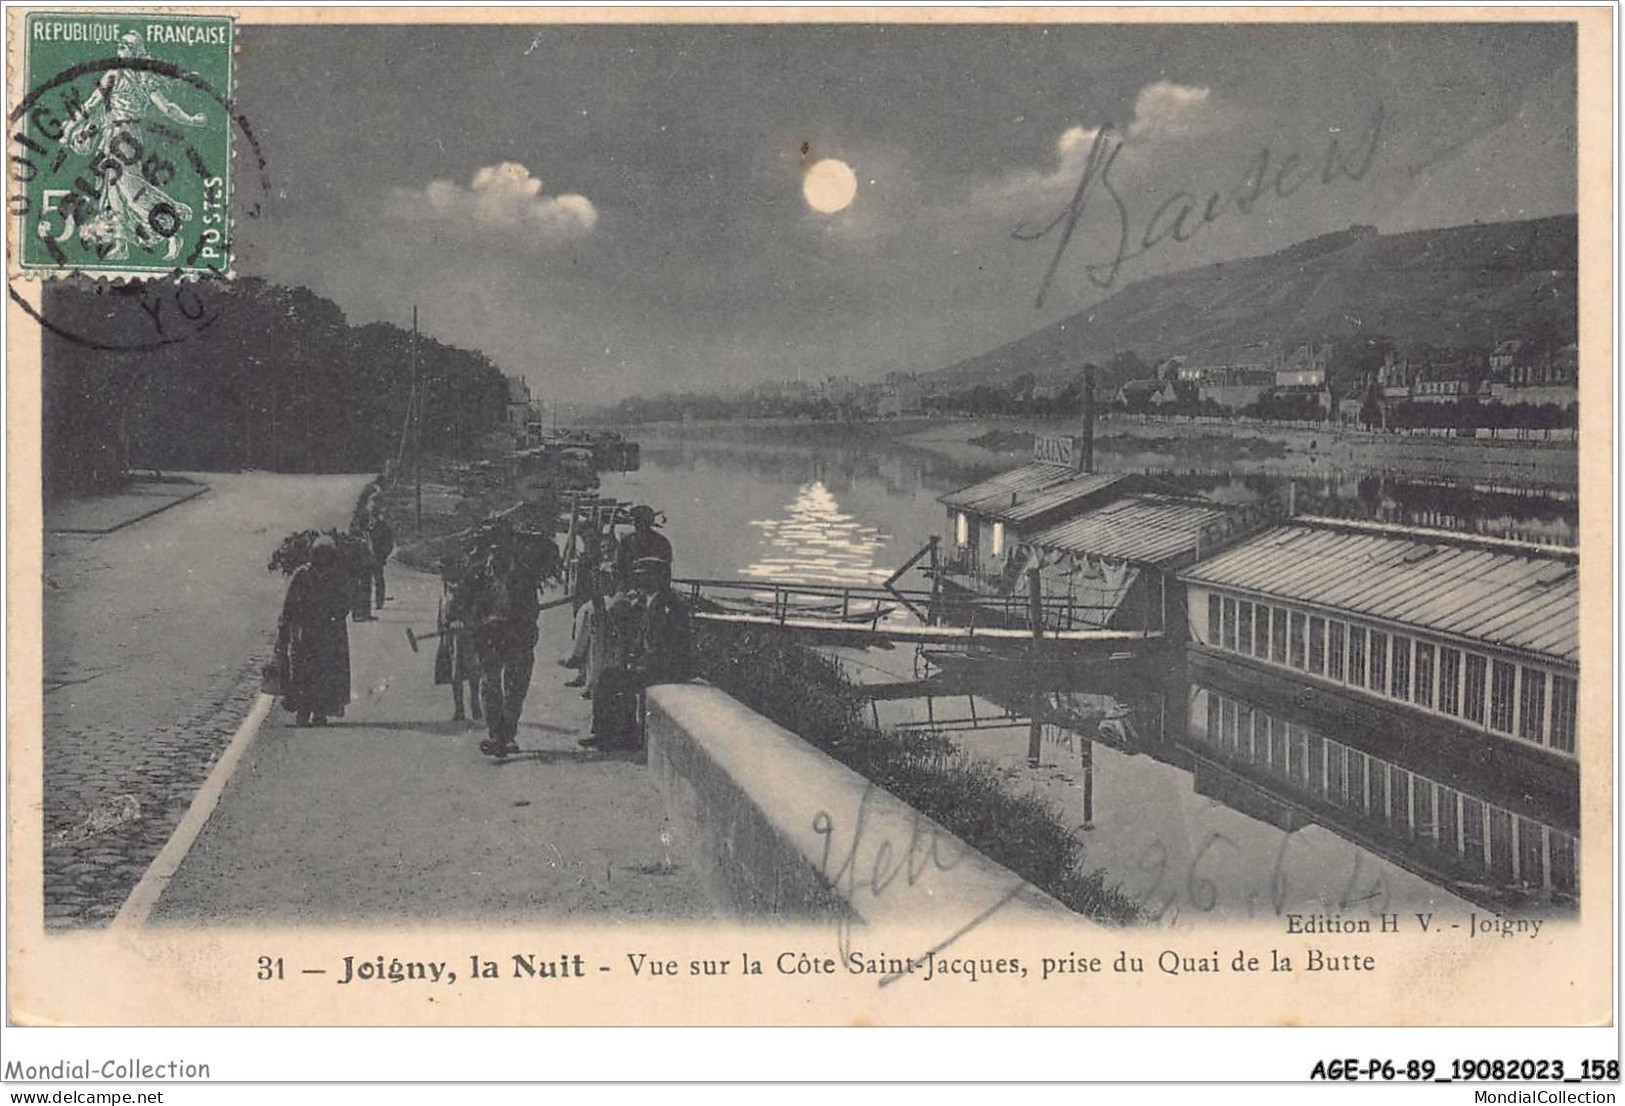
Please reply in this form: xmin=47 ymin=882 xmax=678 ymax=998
xmin=9 ymin=42 xmax=271 ymax=349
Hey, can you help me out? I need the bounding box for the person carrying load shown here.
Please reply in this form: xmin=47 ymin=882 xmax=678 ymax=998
xmin=462 ymin=516 xmax=551 ymax=758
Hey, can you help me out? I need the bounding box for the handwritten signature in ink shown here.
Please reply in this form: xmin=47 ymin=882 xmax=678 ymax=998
xmin=1016 ymin=103 xmax=1385 ymax=308
xmin=1126 ymin=829 xmax=1391 ymax=926
xmin=810 ymin=793 xmax=1395 ymax=989
xmin=814 ymin=784 xmax=1042 ymax=988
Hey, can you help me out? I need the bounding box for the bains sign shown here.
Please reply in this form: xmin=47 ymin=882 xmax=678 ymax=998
xmin=1033 ymin=434 xmax=1083 ymax=470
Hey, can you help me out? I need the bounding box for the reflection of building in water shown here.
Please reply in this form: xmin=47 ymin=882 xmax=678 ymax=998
xmin=1188 ymin=682 xmax=1578 ymax=904
xmin=894 ymin=650 xmax=1576 ymax=912
xmin=1295 ymin=476 xmax=1578 ymax=548
xmin=1181 ymin=517 xmax=1578 ymax=767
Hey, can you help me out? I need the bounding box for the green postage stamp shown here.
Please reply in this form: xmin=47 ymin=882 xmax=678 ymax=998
xmin=14 ymin=10 xmax=233 ymax=277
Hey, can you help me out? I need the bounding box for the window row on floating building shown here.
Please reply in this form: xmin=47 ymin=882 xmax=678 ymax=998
xmin=1181 ymin=519 xmax=1578 ymax=761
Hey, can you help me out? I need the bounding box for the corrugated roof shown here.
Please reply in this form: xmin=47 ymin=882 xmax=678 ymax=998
xmin=938 ymin=465 xmax=1129 ymax=524
xmin=1026 ymin=495 xmax=1240 ymax=568
xmin=1180 ymin=523 xmax=1578 ymax=666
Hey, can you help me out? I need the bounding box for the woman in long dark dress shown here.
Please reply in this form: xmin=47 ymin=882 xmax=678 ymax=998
xmin=275 ymin=536 xmax=352 ymax=726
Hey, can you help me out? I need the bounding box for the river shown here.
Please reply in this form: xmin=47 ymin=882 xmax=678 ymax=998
xmin=598 ymin=423 xmax=1580 ymax=926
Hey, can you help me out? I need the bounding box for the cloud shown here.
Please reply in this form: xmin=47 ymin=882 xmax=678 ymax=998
xmin=1126 ymin=80 xmax=1213 ymax=141
xmin=971 ymin=81 xmax=1229 ymax=213
xmin=968 ymin=125 xmax=1100 ymax=209
xmin=385 ymin=162 xmax=597 ymax=244
xmin=1056 ymin=125 xmax=1099 ymax=156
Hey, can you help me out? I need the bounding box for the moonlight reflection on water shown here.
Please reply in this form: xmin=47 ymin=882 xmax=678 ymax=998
xmin=741 ymin=481 xmax=893 ymax=587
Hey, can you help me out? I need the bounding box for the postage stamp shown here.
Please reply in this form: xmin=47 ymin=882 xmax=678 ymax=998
xmin=13 ymin=10 xmax=233 ymax=278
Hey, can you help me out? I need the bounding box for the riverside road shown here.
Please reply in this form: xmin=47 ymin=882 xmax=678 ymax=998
xmin=43 ymin=473 xmax=372 ymax=926
xmin=42 ymin=472 xmax=710 ymax=927
xmin=151 ymin=566 xmax=710 ymax=924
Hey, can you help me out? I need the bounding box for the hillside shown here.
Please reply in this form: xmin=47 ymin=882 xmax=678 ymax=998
xmin=930 ymin=215 xmax=1577 ymax=395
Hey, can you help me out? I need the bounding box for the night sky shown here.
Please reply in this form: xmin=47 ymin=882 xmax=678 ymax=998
xmin=230 ymin=20 xmax=1577 ymax=406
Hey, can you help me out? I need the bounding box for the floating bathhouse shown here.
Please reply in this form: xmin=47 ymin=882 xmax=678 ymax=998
xmin=1180 ymin=517 xmax=1579 ymax=764
xmin=1020 ymin=493 xmax=1271 ymax=636
xmin=937 ymin=463 xmax=1143 ymax=591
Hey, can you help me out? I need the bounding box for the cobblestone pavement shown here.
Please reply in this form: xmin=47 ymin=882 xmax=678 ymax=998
xmin=43 ymin=472 xmax=375 ymax=928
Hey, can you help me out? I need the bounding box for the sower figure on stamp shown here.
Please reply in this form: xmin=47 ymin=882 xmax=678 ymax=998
xmin=464 ymin=517 xmax=548 ymax=758
xmin=274 ymin=536 xmax=352 ymax=727
xmin=434 ymin=554 xmax=482 ymax=724
xmin=366 ymin=505 xmax=395 ymax=608
xmin=60 ymin=31 xmax=207 ymax=262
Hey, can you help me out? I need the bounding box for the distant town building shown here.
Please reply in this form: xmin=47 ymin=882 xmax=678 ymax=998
xmin=1489 ymin=339 xmax=1528 ymax=382
xmin=877 ymin=378 xmax=925 ymax=417
xmin=1175 ymin=342 xmax=1275 ymax=384
xmin=819 ymin=374 xmax=861 ymax=404
xmin=1487 ymin=340 xmax=1578 ymax=406
xmin=1275 ymin=341 xmax=1333 ymax=387
xmin=1274 ymin=366 xmax=1326 ymax=388
xmin=1409 ymin=352 xmax=1477 ymax=403
xmin=1370 ymin=341 xmax=1575 ymax=413
xmin=1114 ymin=378 xmax=1173 ymax=409
xmin=505 ymin=375 xmax=533 ymax=432
xmin=1379 ymin=349 xmax=1420 ymax=390
xmin=1199 ymin=367 xmax=1275 ymax=411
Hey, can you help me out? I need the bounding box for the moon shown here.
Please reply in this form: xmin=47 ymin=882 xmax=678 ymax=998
xmin=803 ymin=158 xmax=858 ymax=213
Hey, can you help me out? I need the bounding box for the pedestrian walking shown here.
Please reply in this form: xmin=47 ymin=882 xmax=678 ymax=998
xmin=463 ymin=518 xmax=550 ymax=757
xmin=341 ymin=526 xmax=375 ymax=621
xmin=274 ymin=536 xmax=352 ymax=727
xmin=434 ymin=555 xmax=483 ymax=723
xmin=366 ymin=507 xmax=395 ymax=608
xmin=559 ymin=526 xmax=607 ymax=689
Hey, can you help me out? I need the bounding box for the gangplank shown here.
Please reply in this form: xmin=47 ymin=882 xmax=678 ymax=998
xmin=674 ymin=576 xmax=1163 ymax=656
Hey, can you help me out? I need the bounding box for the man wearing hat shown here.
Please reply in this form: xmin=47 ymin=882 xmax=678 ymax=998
xmin=613 ymin=505 xmax=672 ymax=589
xmin=464 ymin=517 xmax=547 ymax=757
xmin=365 ymin=504 xmax=395 ymax=608
xmin=582 ymin=554 xmax=690 ymax=751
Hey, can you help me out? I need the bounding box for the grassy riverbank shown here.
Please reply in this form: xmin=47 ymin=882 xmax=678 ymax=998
xmin=906 ymin=415 xmax=1578 ymax=486
xmin=696 ymin=625 xmax=1143 ymax=924
xmin=615 ymin=413 xmax=1577 ymax=488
